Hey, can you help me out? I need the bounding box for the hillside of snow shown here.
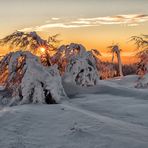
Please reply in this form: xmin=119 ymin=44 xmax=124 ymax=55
xmin=0 ymin=75 xmax=148 ymax=148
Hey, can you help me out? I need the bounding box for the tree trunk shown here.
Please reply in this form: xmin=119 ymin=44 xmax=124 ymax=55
xmin=117 ymin=52 xmax=123 ymax=77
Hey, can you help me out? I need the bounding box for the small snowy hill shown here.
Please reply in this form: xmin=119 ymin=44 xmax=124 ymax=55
xmin=107 ymin=75 xmax=139 ymax=87
xmin=0 ymin=75 xmax=148 ymax=148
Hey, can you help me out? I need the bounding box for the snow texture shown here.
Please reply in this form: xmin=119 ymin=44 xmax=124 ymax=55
xmin=0 ymin=75 xmax=148 ymax=148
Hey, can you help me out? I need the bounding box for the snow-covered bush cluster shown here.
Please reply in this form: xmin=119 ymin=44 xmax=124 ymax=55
xmin=52 ymin=43 xmax=100 ymax=86
xmin=0 ymin=51 xmax=67 ymax=106
xmin=0 ymin=32 xmax=101 ymax=106
xmin=0 ymin=31 xmax=101 ymax=87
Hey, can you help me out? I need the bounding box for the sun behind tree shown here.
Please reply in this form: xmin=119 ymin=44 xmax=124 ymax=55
xmin=0 ymin=31 xmax=61 ymax=66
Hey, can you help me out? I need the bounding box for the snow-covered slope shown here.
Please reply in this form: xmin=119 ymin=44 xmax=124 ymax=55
xmin=63 ymin=75 xmax=148 ymax=99
xmin=0 ymin=94 xmax=148 ymax=148
xmin=0 ymin=75 xmax=148 ymax=148
xmin=107 ymin=75 xmax=139 ymax=87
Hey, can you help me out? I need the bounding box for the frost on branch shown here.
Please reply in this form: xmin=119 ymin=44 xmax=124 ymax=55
xmin=0 ymin=51 xmax=67 ymax=106
xmin=52 ymin=43 xmax=100 ymax=86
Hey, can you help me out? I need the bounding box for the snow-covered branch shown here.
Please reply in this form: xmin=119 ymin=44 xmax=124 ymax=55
xmin=0 ymin=51 xmax=67 ymax=106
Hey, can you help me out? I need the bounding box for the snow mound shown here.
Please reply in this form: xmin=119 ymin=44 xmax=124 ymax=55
xmin=108 ymin=75 xmax=139 ymax=88
xmin=0 ymin=51 xmax=67 ymax=106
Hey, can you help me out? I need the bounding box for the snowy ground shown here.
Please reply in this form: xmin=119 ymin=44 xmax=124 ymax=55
xmin=0 ymin=75 xmax=148 ymax=148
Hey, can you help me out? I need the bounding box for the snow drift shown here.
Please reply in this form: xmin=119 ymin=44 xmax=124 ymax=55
xmin=0 ymin=51 xmax=67 ymax=106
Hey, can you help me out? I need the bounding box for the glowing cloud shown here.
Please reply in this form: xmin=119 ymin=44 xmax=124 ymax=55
xmin=79 ymin=14 xmax=148 ymax=25
xmin=19 ymin=14 xmax=148 ymax=31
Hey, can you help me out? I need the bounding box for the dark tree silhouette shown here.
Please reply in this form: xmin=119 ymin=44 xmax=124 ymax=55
xmin=130 ymin=35 xmax=148 ymax=50
xmin=0 ymin=31 xmax=60 ymax=66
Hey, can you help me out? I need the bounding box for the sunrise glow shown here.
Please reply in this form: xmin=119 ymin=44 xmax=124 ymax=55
xmin=0 ymin=0 xmax=147 ymax=64
xmin=39 ymin=47 xmax=46 ymax=53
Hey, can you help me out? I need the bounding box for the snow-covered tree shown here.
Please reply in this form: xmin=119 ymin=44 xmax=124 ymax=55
xmin=51 ymin=43 xmax=86 ymax=74
xmin=64 ymin=54 xmax=99 ymax=86
xmin=130 ymin=35 xmax=148 ymax=50
xmin=108 ymin=44 xmax=123 ymax=77
xmin=0 ymin=31 xmax=60 ymax=66
xmin=0 ymin=31 xmax=60 ymax=53
xmin=52 ymin=43 xmax=100 ymax=86
xmin=131 ymin=35 xmax=148 ymax=88
xmin=131 ymin=35 xmax=148 ymax=76
xmin=0 ymin=51 xmax=67 ymax=106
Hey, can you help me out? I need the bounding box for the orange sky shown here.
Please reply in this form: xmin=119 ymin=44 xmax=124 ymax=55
xmin=0 ymin=0 xmax=147 ymax=64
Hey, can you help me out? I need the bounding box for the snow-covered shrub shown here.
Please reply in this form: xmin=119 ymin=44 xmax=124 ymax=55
xmin=52 ymin=43 xmax=100 ymax=86
xmin=65 ymin=57 xmax=99 ymax=86
xmin=0 ymin=51 xmax=67 ymax=106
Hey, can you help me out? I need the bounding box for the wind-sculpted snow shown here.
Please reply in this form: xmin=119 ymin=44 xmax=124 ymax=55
xmin=52 ymin=43 xmax=100 ymax=86
xmin=0 ymin=93 xmax=148 ymax=148
xmin=0 ymin=51 xmax=67 ymax=106
xmin=62 ymin=75 xmax=148 ymax=99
